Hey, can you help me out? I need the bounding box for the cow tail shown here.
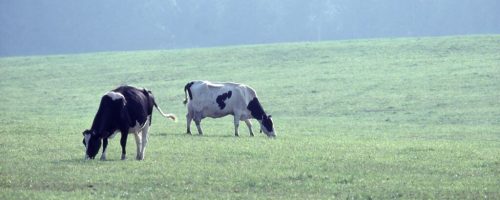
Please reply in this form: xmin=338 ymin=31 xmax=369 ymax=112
xmin=183 ymin=81 xmax=194 ymax=105
xmin=154 ymin=102 xmax=177 ymax=122
xmin=183 ymin=89 xmax=188 ymax=105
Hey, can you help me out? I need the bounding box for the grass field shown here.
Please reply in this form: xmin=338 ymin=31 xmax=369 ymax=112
xmin=0 ymin=35 xmax=499 ymax=199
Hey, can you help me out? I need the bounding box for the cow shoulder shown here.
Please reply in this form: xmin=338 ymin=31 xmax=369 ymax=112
xmin=240 ymin=85 xmax=257 ymax=102
xmin=192 ymin=81 xmax=213 ymax=101
xmin=106 ymin=91 xmax=126 ymax=103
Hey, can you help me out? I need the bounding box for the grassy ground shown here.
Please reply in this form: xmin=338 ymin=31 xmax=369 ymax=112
xmin=0 ymin=35 xmax=499 ymax=199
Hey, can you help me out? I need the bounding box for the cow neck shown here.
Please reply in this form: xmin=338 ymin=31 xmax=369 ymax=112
xmin=90 ymin=102 xmax=114 ymax=138
xmin=247 ymin=97 xmax=266 ymax=120
xmin=90 ymin=119 xmax=107 ymax=138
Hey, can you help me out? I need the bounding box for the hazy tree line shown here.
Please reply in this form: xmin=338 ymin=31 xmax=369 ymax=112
xmin=1 ymin=0 xmax=499 ymax=56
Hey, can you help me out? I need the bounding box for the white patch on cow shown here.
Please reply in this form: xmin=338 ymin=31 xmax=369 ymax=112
xmin=129 ymin=122 xmax=142 ymax=133
xmin=106 ymin=91 xmax=125 ymax=101
xmin=100 ymin=147 xmax=107 ymax=160
xmin=84 ymin=134 xmax=91 ymax=159
xmin=84 ymin=134 xmax=91 ymax=148
xmin=139 ymin=123 xmax=150 ymax=160
xmin=128 ymin=116 xmax=150 ymax=160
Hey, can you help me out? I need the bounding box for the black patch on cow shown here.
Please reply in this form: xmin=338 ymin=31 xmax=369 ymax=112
xmin=185 ymin=82 xmax=194 ymax=100
xmin=86 ymin=135 xmax=102 ymax=159
xmin=262 ymin=115 xmax=274 ymax=133
xmin=247 ymin=97 xmax=265 ymax=120
xmin=216 ymin=91 xmax=232 ymax=109
xmin=113 ymin=86 xmax=151 ymax=128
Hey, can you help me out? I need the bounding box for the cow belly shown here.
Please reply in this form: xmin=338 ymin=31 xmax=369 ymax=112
xmin=202 ymin=105 xmax=233 ymax=118
xmin=128 ymin=116 xmax=150 ymax=133
xmin=205 ymin=111 xmax=230 ymax=118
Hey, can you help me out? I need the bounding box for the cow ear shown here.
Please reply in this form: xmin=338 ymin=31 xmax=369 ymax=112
xmin=83 ymin=130 xmax=92 ymax=136
xmin=268 ymin=115 xmax=272 ymax=119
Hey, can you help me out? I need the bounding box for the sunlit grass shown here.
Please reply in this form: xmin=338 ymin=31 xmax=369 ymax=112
xmin=0 ymin=35 xmax=499 ymax=199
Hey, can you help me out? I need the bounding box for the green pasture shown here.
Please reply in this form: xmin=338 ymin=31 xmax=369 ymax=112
xmin=0 ymin=35 xmax=499 ymax=199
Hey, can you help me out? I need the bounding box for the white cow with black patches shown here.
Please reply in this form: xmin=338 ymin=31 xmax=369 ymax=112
xmin=183 ymin=80 xmax=275 ymax=137
xmin=82 ymin=85 xmax=176 ymax=160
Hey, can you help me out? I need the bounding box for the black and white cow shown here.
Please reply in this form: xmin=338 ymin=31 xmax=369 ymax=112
xmin=183 ymin=81 xmax=275 ymax=137
xmin=83 ymin=85 xmax=176 ymax=160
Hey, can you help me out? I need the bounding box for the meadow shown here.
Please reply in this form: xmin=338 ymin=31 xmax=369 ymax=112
xmin=0 ymin=35 xmax=499 ymax=199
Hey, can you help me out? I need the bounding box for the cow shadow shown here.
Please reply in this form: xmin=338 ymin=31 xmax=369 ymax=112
xmin=53 ymin=158 xmax=84 ymax=164
xmin=155 ymin=132 xmax=248 ymax=138
xmin=54 ymin=158 xmax=126 ymax=163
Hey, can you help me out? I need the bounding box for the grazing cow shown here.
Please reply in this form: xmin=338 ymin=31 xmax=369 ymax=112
xmin=183 ymin=81 xmax=275 ymax=137
xmin=82 ymin=85 xmax=176 ymax=160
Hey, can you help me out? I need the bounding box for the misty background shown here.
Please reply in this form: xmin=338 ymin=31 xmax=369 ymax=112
xmin=1 ymin=0 xmax=499 ymax=57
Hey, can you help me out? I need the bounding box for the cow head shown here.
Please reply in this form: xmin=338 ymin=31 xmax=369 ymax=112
xmin=260 ymin=115 xmax=275 ymax=138
xmin=82 ymin=129 xmax=101 ymax=159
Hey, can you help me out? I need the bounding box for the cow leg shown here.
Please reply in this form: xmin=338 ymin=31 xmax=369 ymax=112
xmin=100 ymin=138 xmax=109 ymax=160
xmin=234 ymin=116 xmax=240 ymax=137
xmin=193 ymin=111 xmax=203 ymax=135
xmin=120 ymin=131 xmax=128 ymax=160
xmin=194 ymin=119 xmax=203 ymax=135
xmin=186 ymin=113 xmax=192 ymax=134
xmin=244 ymin=119 xmax=254 ymax=137
xmin=134 ymin=132 xmax=143 ymax=160
xmin=139 ymin=125 xmax=150 ymax=160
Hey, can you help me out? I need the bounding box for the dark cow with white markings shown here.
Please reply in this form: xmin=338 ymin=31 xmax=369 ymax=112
xmin=183 ymin=81 xmax=275 ymax=137
xmin=83 ymin=85 xmax=176 ymax=160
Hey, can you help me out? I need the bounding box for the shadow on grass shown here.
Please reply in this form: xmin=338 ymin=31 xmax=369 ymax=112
xmin=54 ymin=158 xmax=132 ymax=163
xmin=155 ymin=132 xmax=256 ymax=138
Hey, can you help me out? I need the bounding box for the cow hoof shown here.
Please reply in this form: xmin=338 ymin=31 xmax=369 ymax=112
xmin=100 ymin=157 xmax=106 ymax=161
xmin=186 ymin=132 xmax=192 ymax=135
xmin=121 ymin=154 xmax=126 ymax=160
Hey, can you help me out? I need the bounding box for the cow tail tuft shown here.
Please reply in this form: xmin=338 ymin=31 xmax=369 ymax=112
xmin=154 ymin=102 xmax=177 ymax=122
